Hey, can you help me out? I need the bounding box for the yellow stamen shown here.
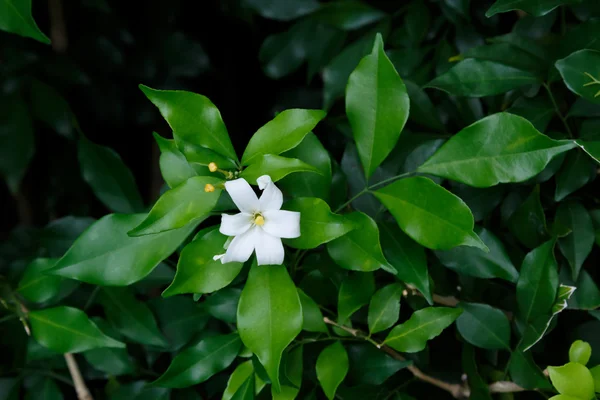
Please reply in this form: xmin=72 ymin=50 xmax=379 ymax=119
xmin=204 ymin=183 xmax=215 ymax=193
xmin=208 ymin=162 xmax=218 ymax=172
xmin=254 ymin=214 xmax=265 ymax=226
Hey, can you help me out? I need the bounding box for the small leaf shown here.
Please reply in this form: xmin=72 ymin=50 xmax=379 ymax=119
xmin=347 ymin=344 xmax=411 ymax=386
xmin=231 ymin=376 xmax=255 ymax=400
xmin=240 ymin=155 xmax=322 ymax=184
xmin=384 ymin=307 xmax=462 ymax=353
xmin=418 ymin=113 xmax=576 ymax=187
xmin=405 ymin=80 xmax=444 ymax=132
xmin=17 ymin=258 xmax=65 ymax=303
xmin=346 ymin=33 xmax=409 ymax=178
xmin=589 ymin=365 xmax=600 ymax=393
xmin=25 ymin=378 xmax=63 ymax=400
xmin=374 ymin=176 xmax=487 ymax=251
xmin=0 ymin=0 xmax=50 ymax=43
xmin=153 ymin=333 xmax=241 ymax=388
xmin=29 ymin=306 xmax=124 ymax=353
xmin=316 ymin=342 xmax=349 ymax=400
xmin=508 ymin=186 xmax=548 ymax=249
xmin=554 ymin=150 xmax=596 ymax=202
xmin=555 ymin=202 xmax=595 ymax=281
xmin=163 ymin=228 xmax=243 ymax=296
xmin=223 ymin=361 xmax=266 ymax=400
xmin=49 ymin=214 xmax=197 ymax=286
xmin=153 ymin=133 xmax=197 ymax=188
xmin=556 ymin=50 xmax=600 ymax=104
xmin=152 ymin=297 xmax=209 ymax=351
xmin=78 ymin=136 xmax=144 ymax=213
xmin=338 ymin=272 xmax=375 ymax=324
xmin=241 ymin=109 xmax=327 ymax=165
xmin=569 ymin=340 xmax=592 ymax=365
xmin=548 ymin=362 xmax=595 ymax=399
xmin=237 ymin=264 xmax=302 ymax=392
xmin=283 ymin=197 xmax=356 ymax=249
xmin=84 ymin=346 xmax=135 ymax=376
xmin=313 ymin=1 xmax=385 ymax=30
xmin=273 ymin=346 xmax=303 ymax=400
xmin=486 ymin=0 xmax=580 ymax=17
xmin=456 ymin=302 xmax=510 ymax=350
xmin=462 ymin=344 xmax=492 ymax=400
xmin=509 ymin=350 xmax=554 ymax=390
xmin=29 ymin=79 xmax=74 ymax=138
xmin=298 ymin=289 xmax=327 ymax=333
xmin=368 ymin=284 xmax=402 ymax=334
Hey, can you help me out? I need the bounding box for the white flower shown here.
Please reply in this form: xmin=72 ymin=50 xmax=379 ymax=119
xmin=214 ymin=175 xmax=300 ymax=266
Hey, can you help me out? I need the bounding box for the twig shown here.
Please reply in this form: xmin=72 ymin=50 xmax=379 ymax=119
xmin=543 ymin=82 xmax=573 ymax=138
xmin=48 ymin=0 xmax=68 ymax=52
xmin=64 ymin=354 xmax=94 ymax=400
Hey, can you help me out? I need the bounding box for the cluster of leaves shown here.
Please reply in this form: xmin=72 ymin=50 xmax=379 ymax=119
xmin=2 ymin=0 xmax=600 ymax=400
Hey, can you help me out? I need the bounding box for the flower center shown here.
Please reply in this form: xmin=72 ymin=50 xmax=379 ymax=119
xmin=253 ymin=213 xmax=265 ymax=226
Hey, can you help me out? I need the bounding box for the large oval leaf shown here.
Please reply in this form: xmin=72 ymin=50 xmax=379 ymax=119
xmin=128 ymin=176 xmax=222 ymax=236
xmin=316 ymin=342 xmax=349 ymax=400
xmin=237 ymin=264 xmax=302 ymax=392
xmin=163 ymin=227 xmax=244 ymax=296
xmin=418 ymin=113 xmax=576 ymax=187
xmin=456 ymin=302 xmax=510 ymax=350
xmin=556 ymin=50 xmax=600 ymax=105
xmin=373 ymin=177 xmax=486 ymax=251
xmin=548 ymin=362 xmax=595 ymax=400
xmin=48 ymin=214 xmax=197 ymax=286
xmin=241 ymin=109 xmax=327 ymax=165
xmin=29 ymin=306 xmax=125 ymax=353
xmin=346 ymin=33 xmax=409 ymax=178
xmin=240 ymin=154 xmax=322 ymax=184
xmin=283 ymin=197 xmax=356 ymax=249
xmin=368 ymin=283 xmax=402 ymax=334
xmin=153 ymin=333 xmax=242 ymax=388
xmin=0 ymin=0 xmax=50 ymax=43
xmin=383 ymin=307 xmax=462 ymax=353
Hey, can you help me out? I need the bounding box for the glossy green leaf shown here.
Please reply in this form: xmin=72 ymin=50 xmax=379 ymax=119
xmin=84 ymin=345 xmax=134 ymax=376
xmin=223 ymin=361 xmax=266 ymax=400
xmin=569 ymin=271 xmax=600 ymax=310
xmin=548 ymin=362 xmax=595 ymax=399
xmin=569 ymin=340 xmax=592 ymax=365
xmin=273 ymin=346 xmax=303 ymax=400
xmin=153 ymin=133 xmax=197 ymax=188
xmin=556 ymin=202 xmax=594 ymax=280
xmin=241 ymin=109 xmax=326 ymax=165
xmin=163 ymin=228 xmax=243 ymax=296
xmin=555 ymin=150 xmax=596 ymax=201
xmin=245 ymin=0 xmax=319 ymax=20
xmin=298 ymin=289 xmax=327 ymax=333
xmin=49 ymin=213 xmax=197 ymax=285
xmin=548 ymin=396 xmax=588 ymax=400
xmin=463 ymin=43 xmax=547 ymax=74
xmin=313 ymin=1 xmax=385 ymax=30
xmin=240 ymin=155 xmax=322 ymax=184
xmin=556 ymin=50 xmax=600 ymax=104
xmin=462 ymin=344 xmax=492 ymax=400
xmin=25 ymin=378 xmax=63 ymax=400
xmin=379 ymin=221 xmax=432 ymax=304
xmin=346 ymin=33 xmax=409 ymax=178
xmin=346 ymin=344 xmax=411 ymax=386
xmin=418 ymin=113 xmax=576 ymax=187
xmin=435 ymin=227 xmax=519 ymax=282
xmin=368 ymin=283 xmax=402 ymax=334
xmin=152 ymin=297 xmax=209 ymax=350
xmin=232 ymin=376 xmax=254 ymax=400
xmin=78 ymin=136 xmax=144 ymax=213
xmin=153 ymin=333 xmax=241 ymax=388
xmin=590 ymin=365 xmax=600 ymax=393
xmin=425 ymin=59 xmax=539 ymax=97
xmin=405 ymin=80 xmax=444 ymax=132
xmin=283 ymin=197 xmax=356 ymax=249
xmin=338 ymin=272 xmax=375 ymax=324
xmin=17 ymin=258 xmax=64 ymax=303
xmin=139 ymin=85 xmax=238 ymax=166
xmin=40 ymin=216 xmax=95 ymax=257
xmin=29 ymin=79 xmax=74 ymax=139
xmin=578 ymin=141 xmax=600 ymax=164
xmin=374 ymin=177 xmax=487 ymax=251
xmin=509 ymin=351 xmax=554 ymax=390
xmin=384 ymin=307 xmax=462 ymax=353
xmin=99 ymin=287 xmax=167 ymax=347
xmin=517 ymin=240 xmax=559 ymax=323
xmin=278 ymin=133 xmax=332 ymax=201
xmin=456 ymin=302 xmax=510 ymax=350
xmin=0 ymin=0 xmax=50 ymax=43
xmin=237 ymin=264 xmax=302 ymax=392
xmin=316 ymin=342 xmax=349 ymax=400
xmin=508 ymin=186 xmax=548 ymax=249
xmin=487 ymin=0 xmax=580 ymax=17
xmin=29 ymin=306 xmax=124 ymax=353
xmin=327 ymin=212 xmax=394 ymax=273
xmin=508 ymin=96 xmax=555 ymax=132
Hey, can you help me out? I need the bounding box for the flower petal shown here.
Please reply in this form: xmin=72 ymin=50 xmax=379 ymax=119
xmin=258 ymin=175 xmax=283 ymax=211
xmin=262 ymin=210 xmax=301 ymax=238
xmin=225 ymin=178 xmax=259 ymax=213
xmin=221 ymin=226 xmax=258 ymax=264
xmin=255 ymin=229 xmax=285 ymax=266
xmin=220 ymin=213 xmax=252 ymax=236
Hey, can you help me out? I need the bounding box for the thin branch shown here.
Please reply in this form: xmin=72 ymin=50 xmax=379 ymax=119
xmin=543 ymin=82 xmax=574 ymax=138
xmin=64 ymin=354 xmax=94 ymax=400
xmin=48 ymin=0 xmax=68 ymax=52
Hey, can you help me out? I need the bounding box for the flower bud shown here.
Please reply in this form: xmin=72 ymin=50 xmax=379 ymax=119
xmin=204 ymin=183 xmax=215 ymax=193
xmin=208 ymin=162 xmax=218 ymax=172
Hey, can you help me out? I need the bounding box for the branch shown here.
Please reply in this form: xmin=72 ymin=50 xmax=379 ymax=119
xmin=48 ymin=0 xmax=68 ymax=53
xmin=64 ymin=354 xmax=94 ymax=400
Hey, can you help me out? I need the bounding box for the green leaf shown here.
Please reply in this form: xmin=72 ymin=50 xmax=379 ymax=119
xmin=425 ymin=59 xmax=539 ymax=97
xmin=486 ymin=0 xmax=581 ymax=17
xmin=346 ymin=33 xmax=409 ymax=178
xmin=463 ymin=43 xmax=547 ymax=74
xmin=0 ymin=95 xmax=34 ymax=193
xmin=508 ymin=96 xmax=555 ymax=132
xmin=379 ymin=221 xmax=432 ymax=304
xmin=462 ymin=344 xmax=492 ymax=400
xmin=139 ymin=85 xmax=238 ymax=165
xmin=237 ymin=264 xmax=302 ymax=392
xmin=78 ymin=136 xmax=144 ymax=213
xmin=29 ymin=79 xmax=74 ymax=139
xmin=283 ymin=197 xmax=356 ymax=249
xmin=0 ymin=0 xmax=50 ymax=43
xmin=163 ymin=228 xmax=243 ymax=296
xmin=418 ymin=113 xmax=576 ymax=187
xmin=556 ymin=202 xmax=594 ymax=280
xmin=327 ymin=212 xmax=394 ymax=273
xmin=25 ymin=378 xmax=63 ymax=400
xmin=456 ymin=302 xmax=510 ymax=350
xmin=273 ymin=346 xmax=303 ymax=400
xmin=346 ymin=344 xmax=411 ymax=386
xmin=316 ymin=342 xmax=349 ymax=400
xmin=578 ymin=141 xmax=600 ymax=164
xmin=17 ymin=258 xmax=63 ymax=303
xmin=240 ymin=155 xmax=322 ymax=184
xmin=435 ymin=227 xmax=519 ymax=282
xmin=374 ymin=176 xmax=487 ymax=251
xmin=83 ymin=346 xmax=135 ymax=376
xmin=404 ymin=80 xmax=444 ymax=132
xmin=368 ymin=283 xmax=402 ymax=334
xmin=569 ymin=340 xmax=592 ymax=365
xmin=40 ymin=216 xmax=95 ymax=257
xmin=99 ymin=287 xmax=168 ymax=347
xmin=508 ymin=186 xmax=548 ymax=249
xmin=517 ymin=240 xmax=559 ymax=323
xmin=241 ymin=109 xmax=327 ymax=165
xmin=509 ymin=351 xmax=554 ymax=390
xmin=49 ymin=214 xmax=197 ymax=285
xmin=384 ymin=307 xmax=462 ymax=353
xmin=29 ymin=306 xmax=124 ymax=353
xmin=568 ymin=271 xmax=600 ymax=310
xmin=245 ymin=0 xmax=319 ymax=20
xmin=313 ymin=1 xmax=385 ymax=30
xmin=298 ymin=289 xmax=327 ymax=333
xmin=556 ymin=50 xmax=600 ymax=104
xmin=548 ymin=362 xmax=595 ymax=399
xmin=153 ymin=133 xmax=197 ymax=188
xmin=338 ymin=272 xmax=375 ymax=324
xmin=152 ymin=297 xmax=209 ymax=350
xmin=232 ymin=376 xmax=255 ymax=400
xmin=223 ymin=361 xmax=265 ymax=400
xmin=548 ymin=396 xmax=588 ymax=400
xmin=590 ymin=365 xmax=600 ymax=393
xmin=555 ymin=150 xmax=596 ymax=201
xmin=153 ymin=333 xmax=242 ymax=388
